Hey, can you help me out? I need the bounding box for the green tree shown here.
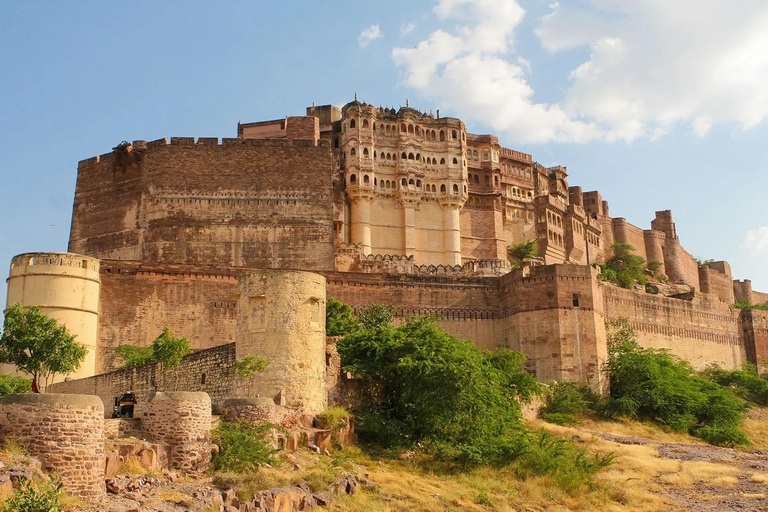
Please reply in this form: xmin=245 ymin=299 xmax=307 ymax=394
xmin=337 ymin=310 xmax=541 ymax=464
xmin=0 ymin=303 xmax=87 ymax=392
xmin=116 ymin=327 xmax=191 ymax=371
xmin=0 ymin=374 xmax=32 ymax=398
xmin=507 ymin=238 xmax=539 ymax=269
xmin=325 ymin=298 xmax=359 ymax=336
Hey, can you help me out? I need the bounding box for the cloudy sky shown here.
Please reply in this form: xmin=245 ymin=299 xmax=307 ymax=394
xmin=1 ymin=0 xmax=767 ymax=305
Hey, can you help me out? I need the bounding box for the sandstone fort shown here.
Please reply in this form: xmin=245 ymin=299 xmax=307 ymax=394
xmin=5 ymin=98 xmax=768 ymax=410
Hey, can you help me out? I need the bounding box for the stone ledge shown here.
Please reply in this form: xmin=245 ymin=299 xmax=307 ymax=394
xmin=0 ymin=393 xmax=104 ymax=409
xmin=147 ymin=391 xmax=211 ymax=403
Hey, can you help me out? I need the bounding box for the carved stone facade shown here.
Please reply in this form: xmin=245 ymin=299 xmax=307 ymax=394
xmin=8 ymin=98 xmax=768 ymax=395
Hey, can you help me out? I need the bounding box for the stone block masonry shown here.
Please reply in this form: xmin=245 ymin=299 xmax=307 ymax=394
xmin=0 ymin=394 xmax=105 ymax=500
xmin=49 ymin=343 xmax=235 ymax=417
xmin=141 ymin=391 xmax=212 ymax=475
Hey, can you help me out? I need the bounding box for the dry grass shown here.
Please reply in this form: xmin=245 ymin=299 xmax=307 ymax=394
xmin=750 ymin=473 xmax=768 ymax=483
xmin=116 ymin=457 xmax=160 ymax=477
xmin=156 ymin=490 xmax=195 ymax=507
xmin=743 ymin=416 xmax=768 ymax=450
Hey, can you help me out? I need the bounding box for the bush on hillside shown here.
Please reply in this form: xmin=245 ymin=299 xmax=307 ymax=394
xmin=701 ymin=363 xmax=768 ymax=406
xmin=603 ymin=319 xmax=749 ymax=446
xmin=540 ymin=381 xmax=598 ymax=426
xmin=211 ymin=419 xmax=279 ymax=472
xmin=598 ymin=243 xmax=648 ymax=289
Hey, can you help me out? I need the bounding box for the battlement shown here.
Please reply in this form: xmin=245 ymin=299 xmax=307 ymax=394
xmin=78 ymin=137 xmax=329 ymax=167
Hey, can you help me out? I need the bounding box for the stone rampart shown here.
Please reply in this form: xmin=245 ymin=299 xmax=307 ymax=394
xmin=49 ymin=343 xmax=235 ymax=416
xmin=0 ymin=394 xmax=105 ymax=500
xmin=141 ymin=391 xmax=211 ymax=475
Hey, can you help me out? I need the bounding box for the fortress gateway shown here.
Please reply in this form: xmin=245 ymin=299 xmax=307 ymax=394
xmin=7 ymin=99 xmax=768 ymax=409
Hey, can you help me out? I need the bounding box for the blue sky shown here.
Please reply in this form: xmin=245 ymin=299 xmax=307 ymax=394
xmin=2 ymin=0 xmax=767 ymax=307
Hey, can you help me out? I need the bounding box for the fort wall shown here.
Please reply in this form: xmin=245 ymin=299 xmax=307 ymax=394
xmin=70 ymin=138 xmax=335 ymax=271
xmin=48 ymin=343 xmax=235 ymax=416
xmin=603 ymin=286 xmax=745 ymax=369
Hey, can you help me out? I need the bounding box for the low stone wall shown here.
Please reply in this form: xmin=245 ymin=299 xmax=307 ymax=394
xmin=0 ymin=394 xmax=105 ymax=500
xmin=49 ymin=343 xmax=236 ymax=417
xmin=141 ymin=392 xmax=212 ymax=475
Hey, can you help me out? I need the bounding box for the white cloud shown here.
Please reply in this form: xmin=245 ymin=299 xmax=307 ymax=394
xmin=358 ymin=24 xmax=382 ymax=48
xmin=391 ymin=0 xmax=768 ymax=144
xmin=400 ymin=22 xmax=415 ymax=36
xmin=743 ymin=226 xmax=768 ymax=255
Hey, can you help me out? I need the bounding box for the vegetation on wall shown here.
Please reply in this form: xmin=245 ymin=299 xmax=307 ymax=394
xmin=602 ymin=318 xmax=749 ymax=446
xmin=0 ymin=303 xmax=87 ymax=392
xmin=507 ymin=238 xmax=539 ymax=269
xmin=115 ymin=327 xmax=192 ymax=371
xmin=233 ymin=354 xmax=269 ymax=398
xmin=597 ymin=243 xmax=649 ymax=289
xmin=733 ymin=299 xmax=768 ymax=311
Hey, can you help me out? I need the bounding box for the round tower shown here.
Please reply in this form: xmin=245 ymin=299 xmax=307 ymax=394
xmin=141 ymin=391 xmax=212 ymax=475
xmin=5 ymin=252 xmax=101 ymax=380
xmin=236 ymin=270 xmax=327 ymax=413
xmin=0 ymin=393 xmax=105 ymax=500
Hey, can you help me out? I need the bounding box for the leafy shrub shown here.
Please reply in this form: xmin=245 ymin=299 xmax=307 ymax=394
xmin=326 ymin=298 xmax=359 ymax=336
xmin=701 ymin=363 xmax=768 ymax=405
xmin=338 ymin=311 xmax=542 ymax=465
xmin=603 ymin=319 xmax=749 ymax=446
xmin=211 ymin=420 xmax=279 ymax=472
xmin=0 ymin=374 xmax=31 ymax=398
xmin=540 ymin=381 xmax=598 ymax=426
xmin=598 ymin=243 xmax=648 ymax=289
xmin=2 ymin=478 xmax=63 ymax=512
xmin=315 ymin=406 xmax=350 ymax=431
xmin=733 ymin=299 xmax=768 ymax=311
xmin=541 ymin=412 xmax=582 ymax=426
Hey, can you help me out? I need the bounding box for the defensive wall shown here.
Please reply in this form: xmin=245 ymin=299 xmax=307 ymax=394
xmin=69 ymin=137 xmax=336 ymax=272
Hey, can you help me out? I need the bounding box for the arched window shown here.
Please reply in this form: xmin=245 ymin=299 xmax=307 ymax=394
xmin=441 ymin=184 xmax=446 ymax=193
xmin=363 ymin=175 xmax=370 ymax=184
xmin=385 ymin=125 xmax=390 ymax=134
xmin=401 ymin=123 xmax=407 ymax=132
xmin=409 ymin=178 xmax=415 ymax=185
xmin=350 ymin=147 xmax=356 ymax=156
xmin=431 ymin=184 xmax=436 ymax=192
xmin=452 ymin=130 xmax=457 ymax=139
xmin=374 ymin=177 xmax=378 ymax=186
xmin=402 ymin=152 xmax=407 ymax=159
xmin=485 ymin=175 xmax=490 ymax=186
xmin=350 ymin=174 xmax=357 ymax=183
xmin=386 ymin=153 xmax=391 ymax=161
xmin=416 ymin=179 xmax=422 ymax=187
xmin=494 ymin=176 xmax=499 ymax=186
xmin=440 ymin=130 xmax=445 ymax=141
xmin=432 ymin=130 xmax=437 ymax=140
xmin=350 ymin=119 xmax=356 ymax=128
xmin=415 ymin=153 xmax=420 ymax=161
xmin=473 ymin=150 xmax=479 ymax=160
xmin=453 ymin=184 xmax=459 ymax=194
xmin=373 ymin=151 xmax=377 ymax=159
xmin=363 ymin=148 xmax=369 ymax=157
xmin=408 ymin=125 xmax=414 ymax=134
xmin=402 ymin=178 xmax=407 ymax=186
xmin=334 ymin=138 xmax=339 ymax=148
xmin=473 ymin=175 xmax=479 ymax=184
xmin=452 ymin=157 xmax=458 ymax=164
xmin=362 ymin=119 xmax=369 ymax=128
xmin=415 ymin=126 xmax=420 ymax=135
xmin=440 ymin=158 xmax=446 ymax=165
xmin=483 ymin=149 xmax=490 ymax=161
xmin=408 ymin=153 xmax=415 ymax=160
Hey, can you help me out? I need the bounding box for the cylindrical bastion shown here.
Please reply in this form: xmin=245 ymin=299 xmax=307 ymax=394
xmin=5 ymin=252 xmax=101 ymax=381
xmin=235 ymin=270 xmax=327 ymax=413
xmin=0 ymin=393 xmax=105 ymax=500
xmin=141 ymin=391 xmax=211 ymax=474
